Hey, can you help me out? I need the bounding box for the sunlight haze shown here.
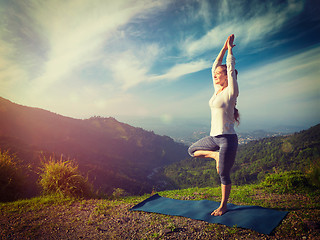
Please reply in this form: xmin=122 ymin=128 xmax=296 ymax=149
xmin=1 ymin=0 xmax=319 ymax=133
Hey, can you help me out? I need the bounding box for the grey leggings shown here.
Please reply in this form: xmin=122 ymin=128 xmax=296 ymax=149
xmin=188 ymin=134 xmax=238 ymax=185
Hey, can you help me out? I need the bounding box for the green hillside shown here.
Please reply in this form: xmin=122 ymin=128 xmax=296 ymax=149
xmin=160 ymin=124 xmax=320 ymax=189
xmin=1 ymin=97 xmax=319 ymax=238
xmin=0 ymin=97 xmax=188 ymax=197
xmin=1 ymin=180 xmax=319 ymax=239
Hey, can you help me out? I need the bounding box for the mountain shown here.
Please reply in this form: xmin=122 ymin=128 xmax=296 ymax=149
xmin=0 ymin=97 xmax=188 ymax=196
xmin=159 ymin=123 xmax=320 ymax=189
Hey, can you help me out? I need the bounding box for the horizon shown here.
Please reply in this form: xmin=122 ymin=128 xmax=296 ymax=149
xmin=1 ymin=0 xmax=319 ymax=135
xmin=1 ymin=96 xmax=315 ymax=142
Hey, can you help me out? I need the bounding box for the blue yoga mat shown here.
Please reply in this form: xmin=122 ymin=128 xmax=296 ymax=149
xmin=130 ymin=194 xmax=288 ymax=235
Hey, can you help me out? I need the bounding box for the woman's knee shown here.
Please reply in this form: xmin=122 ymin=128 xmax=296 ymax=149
xmin=219 ymin=163 xmax=232 ymax=185
xmin=218 ymin=159 xmax=233 ymax=185
xmin=188 ymin=146 xmax=195 ymax=157
xmin=219 ymin=173 xmax=231 ymax=185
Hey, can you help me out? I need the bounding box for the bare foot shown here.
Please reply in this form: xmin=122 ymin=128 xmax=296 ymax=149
xmin=211 ymin=205 xmax=228 ymax=216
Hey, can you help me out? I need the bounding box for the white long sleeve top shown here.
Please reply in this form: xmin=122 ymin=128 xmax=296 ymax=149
xmin=209 ymin=53 xmax=239 ymax=137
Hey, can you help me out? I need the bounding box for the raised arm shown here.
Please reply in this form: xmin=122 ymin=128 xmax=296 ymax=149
xmin=226 ymin=34 xmax=238 ymax=97
xmin=217 ymin=38 xmax=229 ymax=62
xmin=211 ymin=38 xmax=228 ymax=89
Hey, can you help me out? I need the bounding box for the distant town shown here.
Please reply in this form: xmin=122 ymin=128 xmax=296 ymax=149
xmin=237 ymin=131 xmax=289 ymax=145
xmin=117 ymin=116 xmax=304 ymax=146
xmin=174 ymin=130 xmax=291 ymax=146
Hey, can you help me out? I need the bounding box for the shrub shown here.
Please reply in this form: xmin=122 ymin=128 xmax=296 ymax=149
xmin=112 ymin=188 xmax=128 ymax=198
xmin=0 ymin=150 xmax=24 ymax=202
xmin=39 ymin=155 xmax=93 ymax=198
xmin=261 ymin=171 xmax=312 ymax=194
xmin=307 ymin=158 xmax=320 ymax=188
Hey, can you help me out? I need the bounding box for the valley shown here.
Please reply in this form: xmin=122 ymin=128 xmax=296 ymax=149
xmin=0 ymin=96 xmax=319 ymax=198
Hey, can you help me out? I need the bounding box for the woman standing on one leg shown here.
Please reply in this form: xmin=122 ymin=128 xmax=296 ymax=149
xmin=188 ymin=34 xmax=239 ymax=216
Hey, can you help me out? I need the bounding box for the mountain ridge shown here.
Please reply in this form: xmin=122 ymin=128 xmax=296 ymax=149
xmin=0 ymin=97 xmax=189 ymax=196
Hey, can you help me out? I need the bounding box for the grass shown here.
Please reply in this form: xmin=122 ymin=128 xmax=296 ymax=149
xmin=39 ymin=154 xmax=93 ymax=198
xmin=1 ymin=182 xmax=320 ymax=239
xmin=0 ymin=194 xmax=76 ymax=214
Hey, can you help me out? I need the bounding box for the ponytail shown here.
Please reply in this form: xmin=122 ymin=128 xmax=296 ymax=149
xmin=234 ymin=69 xmax=239 ymax=125
xmin=234 ymin=107 xmax=240 ymax=125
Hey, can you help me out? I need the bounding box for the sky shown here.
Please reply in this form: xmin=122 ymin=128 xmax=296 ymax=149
xmin=1 ymin=0 xmax=320 ymax=135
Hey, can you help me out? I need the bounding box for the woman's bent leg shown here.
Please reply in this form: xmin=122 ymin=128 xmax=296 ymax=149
xmin=188 ymin=136 xmax=219 ymax=157
xmin=188 ymin=136 xmax=220 ymax=173
xmin=193 ymin=150 xmax=220 ymax=174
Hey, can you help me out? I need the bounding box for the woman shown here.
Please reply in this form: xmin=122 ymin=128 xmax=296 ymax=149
xmin=188 ymin=34 xmax=239 ymax=216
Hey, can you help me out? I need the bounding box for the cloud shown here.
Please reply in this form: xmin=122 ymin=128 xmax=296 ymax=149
xmin=182 ymin=0 xmax=213 ymax=27
xmin=183 ymin=0 xmax=305 ymax=57
xmin=105 ymin=43 xmax=162 ymax=90
xmin=107 ymin=51 xmax=150 ymax=91
xmin=105 ymin=44 xmax=209 ymax=90
xmin=238 ymin=45 xmax=320 ymax=125
xmin=0 ymin=36 xmax=30 ymax=100
xmin=0 ymin=0 xmax=172 ymax=94
xmin=145 ymin=45 xmax=320 ymax=124
xmin=150 ymin=59 xmax=209 ymax=82
xmin=1 ymin=0 xmax=317 ymax=127
xmin=33 ymin=0 xmax=171 ymax=89
xmin=195 ymin=0 xmax=212 ymax=26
